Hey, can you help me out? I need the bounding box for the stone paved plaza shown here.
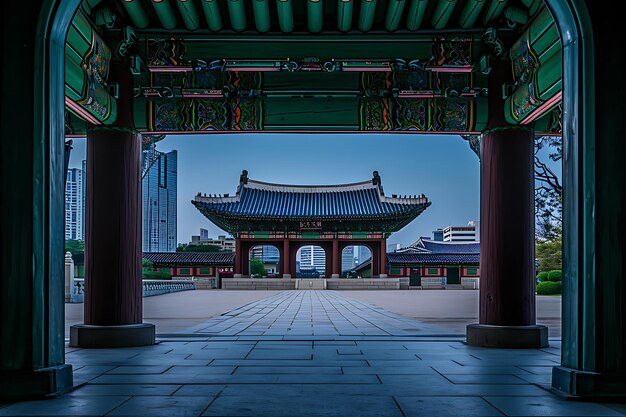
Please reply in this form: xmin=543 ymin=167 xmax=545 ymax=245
xmin=3 ymin=291 xmax=624 ymax=416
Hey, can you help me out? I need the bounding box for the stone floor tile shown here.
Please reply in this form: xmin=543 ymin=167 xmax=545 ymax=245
xmin=107 ymin=396 xmax=214 ymax=417
xmin=0 ymin=395 xmax=130 ymax=416
xmin=202 ymin=393 xmax=402 ymax=417
xmin=106 ymin=365 xmax=172 ymax=374
xmin=443 ymin=374 xmax=530 ymax=384
xmin=233 ymin=366 xmax=342 ymax=374
xmin=69 ymin=384 xmax=181 ymax=396
xmin=342 ymin=366 xmax=438 ymax=375
xmin=483 ymin=396 xmax=625 ymax=416
xmin=395 ymin=396 xmax=505 ymax=417
xmin=171 ymin=385 xmax=226 ymax=396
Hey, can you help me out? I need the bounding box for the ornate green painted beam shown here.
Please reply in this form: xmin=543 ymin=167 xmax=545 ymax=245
xmin=176 ymin=0 xmax=201 ymax=31
xmin=121 ymin=0 xmax=149 ymax=29
xmin=358 ymin=0 xmax=377 ymax=32
xmin=483 ymin=0 xmax=507 ymax=24
xmin=201 ymin=0 xmax=222 ymax=31
xmin=504 ymin=7 xmax=561 ymax=124
xmin=227 ymin=0 xmax=246 ymax=32
xmin=338 ymin=0 xmax=354 ymax=32
xmin=504 ymin=5 xmax=528 ymax=25
xmin=151 ymin=0 xmax=177 ymax=30
xmin=459 ymin=0 xmax=486 ymax=29
xmin=307 ymin=0 xmax=323 ymax=33
xmin=406 ymin=0 xmax=428 ymax=30
xmin=276 ymin=0 xmax=294 ymax=33
xmin=385 ymin=0 xmax=407 ymax=32
xmin=252 ymin=0 xmax=271 ymax=33
xmin=432 ymin=0 xmax=457 ymax=29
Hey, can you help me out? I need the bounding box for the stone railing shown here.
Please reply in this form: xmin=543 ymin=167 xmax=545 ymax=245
xmin=71 ymin=279 xmax=195 ymax=303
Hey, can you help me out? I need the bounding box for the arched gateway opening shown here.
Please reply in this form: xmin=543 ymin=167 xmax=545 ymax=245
xmin=3 ymin=0 xmax=625 ymax=404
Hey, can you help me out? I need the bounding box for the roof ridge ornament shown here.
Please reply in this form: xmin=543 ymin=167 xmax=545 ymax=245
xmin=372 ymin=170 xmax=384 ymax=196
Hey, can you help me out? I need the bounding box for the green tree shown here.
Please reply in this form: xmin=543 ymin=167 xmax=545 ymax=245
xmin=177 ymin=244 xmax=222 ymax=252
xmin=250 ymin=258 xmax=266 ymax=276
xmin=536 ymin=239 xmax=562 ymax=272
xmin=64 ymin=239 xmax=84 ymax=255
xmin=142 ymin=258 xmax=154 ymax=269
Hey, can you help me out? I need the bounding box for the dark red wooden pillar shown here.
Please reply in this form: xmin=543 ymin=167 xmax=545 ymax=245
xmin=466 ymin=59 xmax=547 ymax=348
xmin=331 ymin=239 xmax=340 ymax=277
xmin=241 ymin=241 xmax=251 ymax=276
xmin=371 ymin=242 xmax=379 ymax=278
xmin=289 ymin=244 xmax=298 ymax=277
xmin=379 ymin=238 xmax=387 ymax=277
xmin=70 ymin=60 xmax=154 ymax=348
xmin=234 ymin=238 xmax=242 ymax=276
xmin=283 ymin=239 xmax=291 ymax=277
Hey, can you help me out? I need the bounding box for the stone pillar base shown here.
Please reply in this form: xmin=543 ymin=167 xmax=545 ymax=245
xmin=70 ymin=323 xmax=155 ymax=348
xmin=0 ymin=364 xmax=73 ymax=401
xmin=331 ymin=274 xmax=340 ymax=278
xmin=282 ymin=274 xmax=291 ymax=278
xmin=466 ymin=324 xmax=548 ymax=348
xmin=233 ymin=274 xmax=243 ymax=278
xmin=379 ymin=274 xmax=388 ymax=278
xmin=552 ymin=366 xmax=626 ymax=398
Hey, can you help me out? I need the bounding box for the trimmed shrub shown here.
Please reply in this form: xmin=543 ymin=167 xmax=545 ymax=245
xmin=142 ymin=270 xmax=171 ymax=279
xmin=547 ymin=270 xmax=562 ymax=282
xmin=536 ymin=271 xmax=549 ymax=282
xmin=537 ymin=281 xmax=562 ymax=295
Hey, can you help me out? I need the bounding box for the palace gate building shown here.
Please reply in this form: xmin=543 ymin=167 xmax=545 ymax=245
xmin=193 ymin=171 xmax=430 ymax=278
xmin=4 ymin=0 xmax=626 ymax=401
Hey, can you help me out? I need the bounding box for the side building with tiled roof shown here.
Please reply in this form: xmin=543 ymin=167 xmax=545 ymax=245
xmin=143 ymin=251 xmax=236 ymax=280
xmin=354 ymin=238 xmax=480 ymax=288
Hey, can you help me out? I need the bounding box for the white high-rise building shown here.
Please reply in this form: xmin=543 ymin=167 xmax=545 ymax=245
xmin=443 ymin=220 xmax=480 ymax=242
xmin=341 ymin=245 xmax=355 ymax=272
xmin=142 ymin=146 xmax=178 ymax=252
xmin=65 ymin=166 xmax=85 ymax=240
xmin=298 ymin=245 xmax=326 ymax=274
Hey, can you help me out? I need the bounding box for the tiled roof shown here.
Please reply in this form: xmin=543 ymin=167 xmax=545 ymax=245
xmin=192 ymin=171 xmax=430 ymax=222
xmin=397 ymin=238 xmax=480 ymax=254
xmin=386 ymin=252 xmax=480 ymax=264
xmin=143 ymin=252 xmax=235 ymax=265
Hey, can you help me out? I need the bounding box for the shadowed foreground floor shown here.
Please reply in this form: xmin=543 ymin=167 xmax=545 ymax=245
xmin=5 ymin=291 xmax=621 ymax=416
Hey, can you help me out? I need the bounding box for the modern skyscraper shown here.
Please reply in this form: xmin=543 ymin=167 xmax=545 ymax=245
xmin=142 ymin=144 xmax=177 ymax=252
xmin=64 ymin=166 xmax=85 ymax=240
xmin=341 ymin=245 xmax=354 ymax=272
xmin=354 ymin=246 xmax=371 ymax=266
xmin=298 ymin=245 xmax=326 ymax=274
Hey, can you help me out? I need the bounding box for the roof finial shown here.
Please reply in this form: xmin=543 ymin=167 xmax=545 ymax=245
xmin=240 ymin=169 xmax=249 ymax=184
xmin=372 ymin=170 xmax=380 ymax=185
xmin=372 ymin=171 xmax=384 ymax=195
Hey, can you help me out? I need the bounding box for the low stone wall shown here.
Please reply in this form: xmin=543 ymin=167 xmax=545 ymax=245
xmin=143 ymin=280 xmax=195 ymax=297
xmin=326 ymin=278 xmax=400 ymax=290
xmin=173 ymin=276 xmax=217 ymax=290
xmin=71 ymin=279 xmax=195 ymax=302
xmin=420 ymin=277 xmax=446 ymax=289
xmin=221 ymin=278 xmax=296 ymax=290
xmin=461 ymin=277 xmax=480 ymax=289
xmin=399 ymin=277 xmax=410 ymax=290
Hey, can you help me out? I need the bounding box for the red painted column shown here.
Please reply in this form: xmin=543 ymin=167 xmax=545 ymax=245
xmin=331 ymin=239 xmax=340 ymax=277
xmin=283 ymin=239 xmax=290 ymax=277
xmin=234 ymin=238 xmax=242 ymax=276
xmin=380 ymin=239 xmax=387 ymax=277
xmin=71 ymin=60 xmax=154 ymax=347
xmin=467 ymin=59 xmax=547 ymax=348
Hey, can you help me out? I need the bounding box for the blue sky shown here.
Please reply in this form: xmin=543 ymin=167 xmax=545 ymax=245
xmin=70 ymin=133 xmax=482 ymax=248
